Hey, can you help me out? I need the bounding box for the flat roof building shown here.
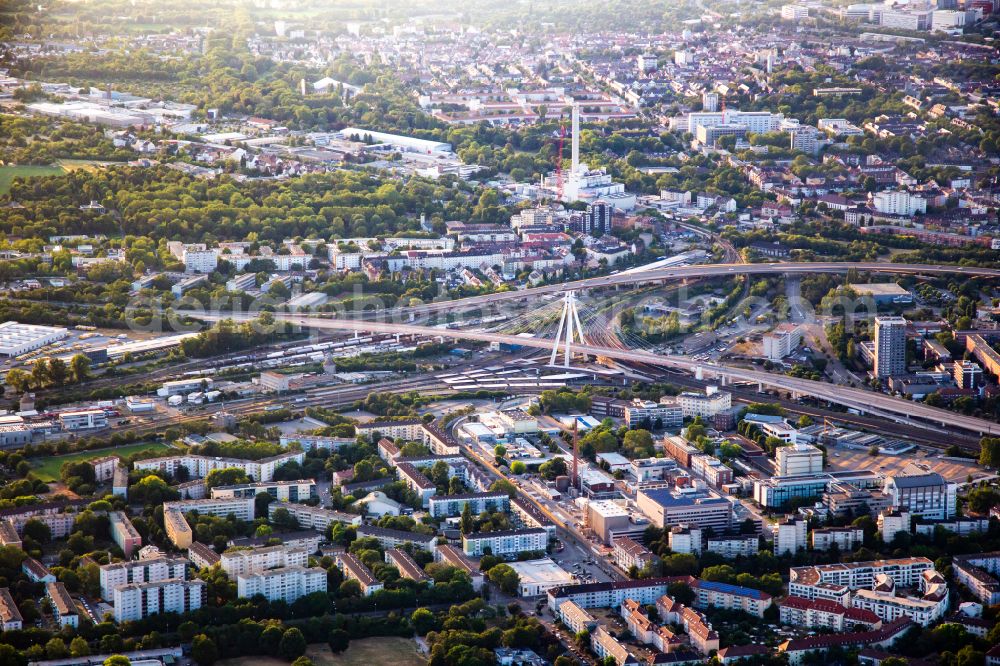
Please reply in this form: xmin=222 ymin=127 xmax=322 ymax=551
xmin=0 ymin=321 xmax=68 ymax=356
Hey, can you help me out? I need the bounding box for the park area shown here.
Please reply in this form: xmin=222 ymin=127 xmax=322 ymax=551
xmin=218 ymin=638 xmax=426 ymax=666
xmin=30 ymin=441 xmax=172 ymax=482
xmin=0 ymin=160 xmax=111 ymax=194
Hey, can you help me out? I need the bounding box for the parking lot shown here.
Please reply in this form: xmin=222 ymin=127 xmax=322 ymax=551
xmin=825 ymin=445 xmax=990 ymax=483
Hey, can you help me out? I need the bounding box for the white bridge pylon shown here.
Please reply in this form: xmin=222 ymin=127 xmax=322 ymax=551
xmin=549 ymin=291 xmax=587 ymax=368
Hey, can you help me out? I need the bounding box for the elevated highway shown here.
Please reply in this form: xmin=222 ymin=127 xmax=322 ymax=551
xmin=334 ymin=262 xmax=1000 ymax=317
xmin=260 ymin=313 xmax=999 ymax=438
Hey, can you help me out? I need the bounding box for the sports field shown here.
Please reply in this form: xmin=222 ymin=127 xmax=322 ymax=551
xmin=30 ymin=441 xmax=172 ymax=482
xmin=0 ymin=165 xmax=64 ymax=194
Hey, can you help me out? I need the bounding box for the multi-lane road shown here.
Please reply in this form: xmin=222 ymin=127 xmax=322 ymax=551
xmin=245 ymin=314 xmax=1000 ymax=438
xmin=319 ymin=261 xmax=1000 ymax=317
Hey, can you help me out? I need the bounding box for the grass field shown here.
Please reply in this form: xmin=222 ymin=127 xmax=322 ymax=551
xmin=218 ymin=638 xmax=426 ymax=666
xmin=30 ymin=441 xmax=172 ymax=482
xmin=0 ymin=165 xmax=65 ymax=194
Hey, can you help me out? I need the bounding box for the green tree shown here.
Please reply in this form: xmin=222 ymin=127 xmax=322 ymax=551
xmin=979 ymin=438 xmax=1000 ymax=468
xmin=510 ymin=461 xmax=527 ymax=475
xmin=71 ymin=354 xmax=91 ymax=383
xmin=487 ymin=564 xmax=520 ymax=595
xmin=47 ymin=358 xmax=68 ymax=386
xmin=191 ymin=635 xmax=218 ymax=666
xmin=328 ymin=629 xmax=350 ymax=653
xmin=104 ymin=654 xmax=132 ymax=666
xmin=69 ymin=638 xmax=90 ymax=658
xmin=279 ymin=628 xmax=307 ymax=661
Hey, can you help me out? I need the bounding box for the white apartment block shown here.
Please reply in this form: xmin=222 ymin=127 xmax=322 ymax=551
xmin=183 ymin=248 xmax=219 ymax=274
xmin=268 ymin=501 xmax=362 ymax=532
xmin=878 ymin=509 xmax=912 ymax=543
xmin=559 ymin=600 xmax=597 ymax=634
xmin=236 ymin=565 xmax=327 ymax=602
xmin=89 ymin=456 xmax=119 ymax=482
xmin=668 ymin=526 xmax=702 ymax=556
xmin=788 ymin=558 xmax=934 ymax=599
xmin=220 ymin=544 xmax=310 ymax=576
xmin=99 ymin=557 xmax=189 ymax=601
xmin=134 ymin=452 xmax=304 ymax=483
xmin=427 ymin=492 xmax=510 ymax=518
xmin=781 ymin=4 xmax=810 ymax=20
xmin=210 ymin=479 xmax=317 ymax=503
xmin=462 ymin=528 xmax=548 ymax=557
xmin=872 ymin=190 xmax=927 ymax=216
xmin=685 ymin=110 xmax=784 ymax=135
xmin=851 ymin=590 xmax=944 ymax=626
xmin=163 ymin=497 xmax=255 ymax=522
xmin=775 ymin=518 xmax=808 ymax=555
xmin=811 ymin=527 xmax=864 ymax=551
xmin=706 ymin=535 xmax=759 ymax=559
xmin=113 ymin=579 xmax=206 ymax=622
xmin=763 ymin=324 xmax=803 ymax=361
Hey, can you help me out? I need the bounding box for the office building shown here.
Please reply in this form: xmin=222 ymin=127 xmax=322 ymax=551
xmin=236 ymin=565 xmax=327 ymax=602
xmin=873 ymin=316 xmax=907 ymax=379
xmin=113 ymin=579 xmax=206 ymax=622
xmin=463 ymin=528 xmax=548 ymax=557
xmin=99 ymin=557 xmax=189 ymax=601
xmin=781 ymin=4 xmax=810 ymax=19
xmin=624 ymin=399 xmax=683 ymax=428
xmin=508 ymin=558 xmax=576 ymax=596
xmin=775 ymin=518 xmax=808 ymax=555
xmin=59 ymin=409 xmax=108 ymax=431
xmin=676 ymin=387 xmax=732 ymax=418
xmin=637 ymin=489 xmax=733 ymax=533
xmin=883 ymin=473 xmax=956 ymax=520
xmin=776 ymin=443 xmax=824 ymax=476
xmin=587 ymin=500 xmax=631 ymax=545
xmin=696 ymin=124 xmax=748 ymax=148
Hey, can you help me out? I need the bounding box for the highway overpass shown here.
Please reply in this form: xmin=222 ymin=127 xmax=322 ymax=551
xmin=333 ymin=262 xmax=1000 ymax=316
xmin=265 ymin=313 xmax=999 ymax=438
